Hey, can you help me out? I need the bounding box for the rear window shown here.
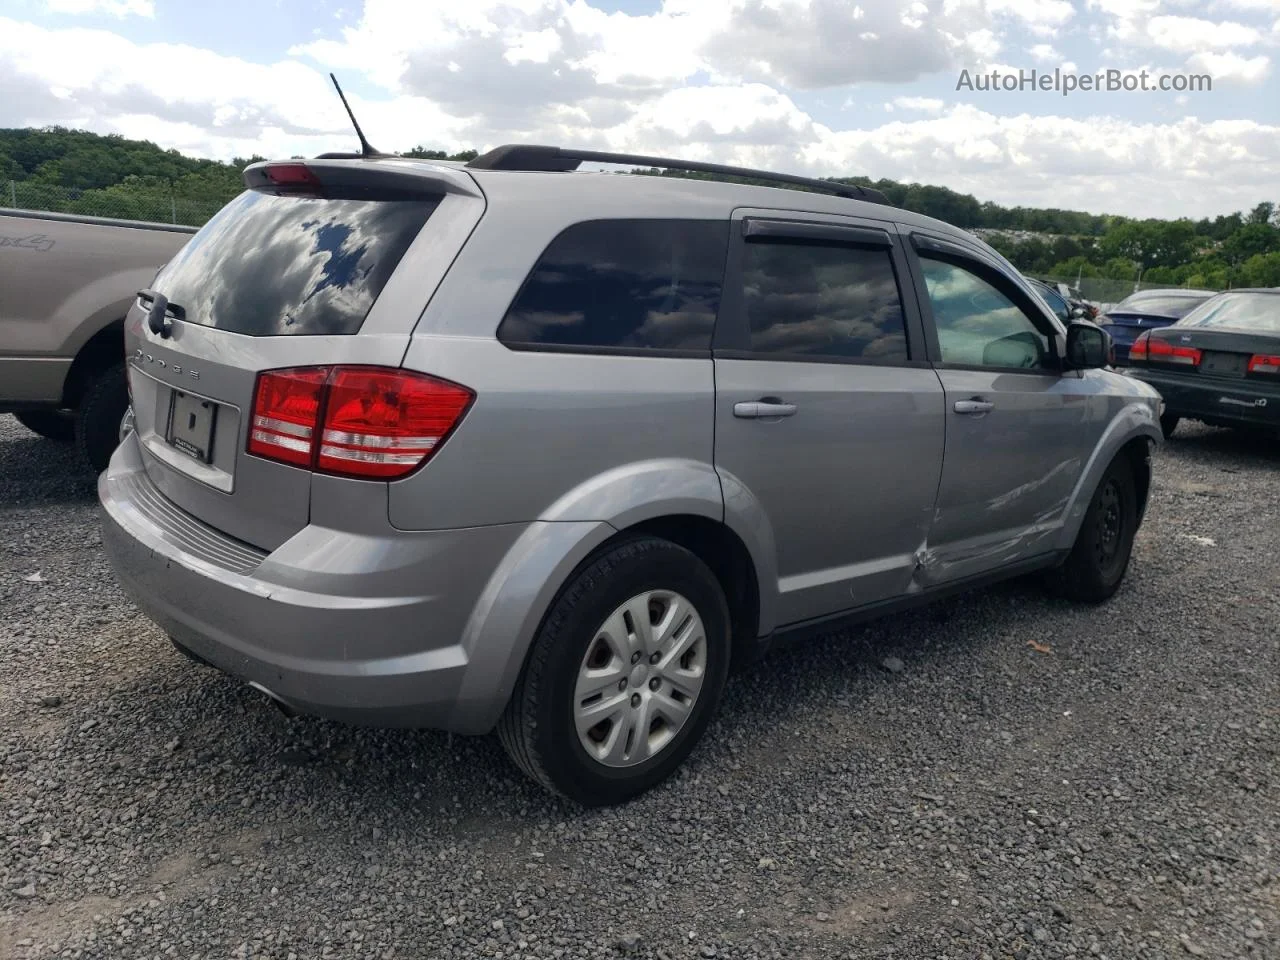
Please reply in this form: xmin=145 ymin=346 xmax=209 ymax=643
xmin=497 ymin=219 xmax=729 ymax=353
xmin=1116 ymin=293 xmax=1208 ymax=318
xmin=152 ymin=190 xmax=435 ymax=336
xmin=1177 ymin=292 xmax=1280 ymax=332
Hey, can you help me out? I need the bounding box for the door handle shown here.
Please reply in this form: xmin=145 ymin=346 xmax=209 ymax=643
xmin=953 ymin=398 xmax=994 ymax=416
xmin=734 ymin=399 xmax=798 ymax=419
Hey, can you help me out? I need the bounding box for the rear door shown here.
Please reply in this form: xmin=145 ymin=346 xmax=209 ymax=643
xmin=713 ymin=210 xmax=946 ymax=625
xmin=902 ymin=232 xmax=1107 ymax=583
xmin=125 ymin=160 xmax=484 ymax=549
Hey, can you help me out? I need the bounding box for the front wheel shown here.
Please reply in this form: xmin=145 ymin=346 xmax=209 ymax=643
xmin=497 ymin=537 xmax=731 ymax=806
xmin=1046 ymin=458 xmax=1138 ymax=603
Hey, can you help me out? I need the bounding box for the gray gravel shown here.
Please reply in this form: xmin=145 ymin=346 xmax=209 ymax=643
xmin=2 ymin=413 xmax=1278 ymax=960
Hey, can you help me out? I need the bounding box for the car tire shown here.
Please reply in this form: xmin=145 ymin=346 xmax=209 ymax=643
xmin=1159 ymin=413 xmax=1180 ymax=439
xmin=14 ymin=410 xmax=75 ymax=442
xmin=1046 ymin=458 xmax=1138 ymax=603
xmin=497 ymin=536 xmax=731 ymax=807
xmin=75 ymin=361 xmax=129 ymax=473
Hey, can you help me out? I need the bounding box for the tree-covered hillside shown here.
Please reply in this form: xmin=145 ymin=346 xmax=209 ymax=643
xmin=4 ymin=127 xmax=1278 ymax=290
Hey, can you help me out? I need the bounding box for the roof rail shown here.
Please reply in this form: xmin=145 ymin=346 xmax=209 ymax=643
xmin=466 ymin=144 xmax=889 ymax=205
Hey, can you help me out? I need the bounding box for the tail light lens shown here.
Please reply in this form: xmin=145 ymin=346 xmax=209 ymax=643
xmin=1247 ymin=354 xmax=1280 ymax=375
xmin=1146 ymin=337 xmax=1201 ymax=366
xmin=1130 ymin=331 xmax=1149 ymax=361
xmin=247 ymin=366 xmax=473 ymax=479
xmin=248 ymin=368 xmax=327 ymax=467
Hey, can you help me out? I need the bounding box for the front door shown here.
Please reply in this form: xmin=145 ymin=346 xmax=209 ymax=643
xmin=713 ymin=211 xmax=946 ymax=627
xmin=904 ymin=233 xmax=1108 ymax=584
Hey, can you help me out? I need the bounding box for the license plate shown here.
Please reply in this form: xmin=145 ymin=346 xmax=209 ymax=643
xmin=167 ymin=391 xmax=218 ymax=463
xmin=1200 ymin=351 xmax=1247 ymax=377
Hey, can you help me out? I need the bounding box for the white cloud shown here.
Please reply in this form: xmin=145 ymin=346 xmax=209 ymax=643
xmin=1189 ymin=49 xmax=1272 ymax=82
xmin=985 ymin=0 xmax=1076 ymax=35
xmin=1146 ymin=15 xmax=1262 ymax=52
xmin=43 ymin=0 xmax=154 ymax=16
xmin=1213 ymin=0 xmax=1280 ymax=10
xmin=1029 ymin=42 xmax=1060 ymax=61
xmin=891 ymin=96 xmax=947 ymax=112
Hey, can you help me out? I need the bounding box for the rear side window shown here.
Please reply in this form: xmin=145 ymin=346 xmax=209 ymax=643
xmin=498 ymin=219 xmax=729 ymax=353
xmin=741 ymin=241 xmax=909 ymax=362
xmin=152 ymin=190 xmax=436 ymax=336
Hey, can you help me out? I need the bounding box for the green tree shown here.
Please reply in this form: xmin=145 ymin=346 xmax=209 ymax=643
xmin=1247 ymin=201 xmax=1275 ymax=226
xmin=1221 ymin=223 xmax=1280 ymax=265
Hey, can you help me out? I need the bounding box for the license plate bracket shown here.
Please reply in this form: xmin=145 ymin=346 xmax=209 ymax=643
xmin=167 ymin=391 xmax=218 ymax=464
xmin=1201 ymin=351 xmax=1247 ymax=378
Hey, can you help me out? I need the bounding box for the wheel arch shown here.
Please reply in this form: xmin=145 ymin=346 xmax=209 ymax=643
xmin=1055 ymin=403 xmax=1160 ymax=552
xmin=61 ymin=318 xmax=125 ymax=409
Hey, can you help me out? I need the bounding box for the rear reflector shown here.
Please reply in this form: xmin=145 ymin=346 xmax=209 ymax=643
xmin=1247 ymin=354 xmax=1280 ymax=375
xmin=247 ymin=366 xmax=473 ymax=479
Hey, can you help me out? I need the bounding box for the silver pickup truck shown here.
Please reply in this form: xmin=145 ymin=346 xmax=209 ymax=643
xmin=1 ymin=208 xmax=196 ymax=470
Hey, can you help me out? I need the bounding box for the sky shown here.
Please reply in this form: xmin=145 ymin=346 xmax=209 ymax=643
xmin=0 ymin=0 xmax=1277 ymax=219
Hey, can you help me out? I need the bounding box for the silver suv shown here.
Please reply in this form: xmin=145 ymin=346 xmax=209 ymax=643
xmin=99 ymin=146 xmax=1163 ymax=805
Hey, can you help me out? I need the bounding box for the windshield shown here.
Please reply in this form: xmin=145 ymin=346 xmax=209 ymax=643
xmin=1176 ymin=292 xmax=1280 ymax=332
xmin=1031 ymin=283 xmax=1071 ymax=323
xmin=153 ymin=190 xmax=436 ymax=336
xmin=1114 ymin=293 xmax=1209 ymax=319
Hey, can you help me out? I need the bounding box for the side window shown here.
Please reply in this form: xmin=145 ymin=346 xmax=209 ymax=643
xmin=920 ymin=258 xmax=1052 ymax=370
xmin=741 ymin=241 xmax=909 ymax=363
xmin=497 ymin=219 xmax=728 ymax=352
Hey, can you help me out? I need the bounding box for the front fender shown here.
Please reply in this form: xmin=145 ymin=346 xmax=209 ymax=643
xmin=1055 ymin=399 xmax=1161 ymax=552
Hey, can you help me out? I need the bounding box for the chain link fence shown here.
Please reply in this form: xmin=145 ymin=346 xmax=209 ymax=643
xmin=3 ymin=180 xmax=238 ymax=227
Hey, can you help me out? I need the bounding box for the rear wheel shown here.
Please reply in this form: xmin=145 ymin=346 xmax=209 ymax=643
xmin=497 ymin=537 xmax=731 ymax=806
xmin=14 ymin=410 xmax=75 ymax=442
xmin=75 ymin=362 xmax=128 ymax=473
xmin=1159 ymin=412 xmax=1181 ymax=439
xmin=1046 ymin=458 xmax=1138 ymax=603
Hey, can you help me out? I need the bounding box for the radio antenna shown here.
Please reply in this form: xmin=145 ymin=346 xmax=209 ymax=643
xmin=329 ymin=73 xmax=383 ymax=158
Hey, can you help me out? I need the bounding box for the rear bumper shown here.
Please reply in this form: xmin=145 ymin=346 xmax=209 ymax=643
xmin=99 ymin=434 xmax=531 ymax=732
xmin=1128 ymin=369 xmax=1280 ymax=429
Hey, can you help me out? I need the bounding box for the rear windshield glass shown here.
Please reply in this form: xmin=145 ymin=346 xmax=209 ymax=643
xmin=1177 ymin=292 xmax=1280 ymax=332
xmin=152 ymin=190 xmax=435 ymax=336
xmin=1114 ymin=293 xmax=1207 ymax=318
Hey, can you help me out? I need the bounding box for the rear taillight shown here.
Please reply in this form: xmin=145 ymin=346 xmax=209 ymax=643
xmin=1146 ymin=337 xmax=1201 ymax=366
xmin=1247 ymin=354 xmax=1280 ymax=375
xmin=248 ymin=368 xmax=327 ymax=468
xmin=1130 ymin=331 xmax=1149 ymax=361
xmin=247 ymin=366 xmax=473 ymax=479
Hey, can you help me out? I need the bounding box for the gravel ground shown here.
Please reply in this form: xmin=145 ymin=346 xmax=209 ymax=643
xmin=1 ymin=414 xmax=1277 ymax=960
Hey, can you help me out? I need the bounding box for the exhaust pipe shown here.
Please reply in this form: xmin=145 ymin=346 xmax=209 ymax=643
xmin=247 ymin=681 xmax=298 ymax=719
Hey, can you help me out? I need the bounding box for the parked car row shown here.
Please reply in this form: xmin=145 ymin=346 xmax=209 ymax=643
xmin=1122 ymin=289 xmax=1280 ymax=438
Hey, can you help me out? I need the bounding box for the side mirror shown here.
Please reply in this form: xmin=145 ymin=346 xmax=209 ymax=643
xmin=1066 ymin=320 xmax=1111 ymax=370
